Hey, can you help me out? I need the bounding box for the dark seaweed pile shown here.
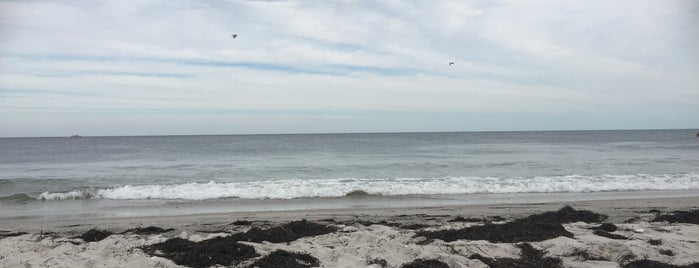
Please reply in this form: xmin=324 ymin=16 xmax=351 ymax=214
xmin=400 ymin=259 xmax=450 ymax=268
xmin=247 ymin=250 xmax=319 ymax=268
xmin=78 ymin=229 xmax=113 ymax=242
xmin=652 ymin=210 xmax=699 ymax=224
xmin=470 ymin=243 xmax=563 ymax=268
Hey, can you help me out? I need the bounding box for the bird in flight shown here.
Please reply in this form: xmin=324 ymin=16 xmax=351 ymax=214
xmin=231 ymin=34 xmax=237 ymax=39
xmin=449 ymin=62 xmax=455 ymax=66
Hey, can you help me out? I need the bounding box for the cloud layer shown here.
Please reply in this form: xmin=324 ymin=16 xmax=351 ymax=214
xmin=1 ymin=0 xmax=697 ymax=136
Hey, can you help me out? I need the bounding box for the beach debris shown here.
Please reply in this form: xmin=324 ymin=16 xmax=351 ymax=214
xmin=622 ymin=259 xmax=699 ymax=268
xmin=232 ymin=220 xmax=253 ymax=226
xmin=447 ymin=215 xmax=508 ymax=223
xmin=416 ymin=221 xmax=573 ymax=243
xmin=594 ymin=230 xmax=628 ymax=240
xmin=247 ymin=250 xmax=319 ymax=268
xmin=652 ymin=210 xmax=699 ymax=224
xmin=659 ymin=249 xmax=675 ymax=256
xmin=229 ymin=219 xmax=336 ymax=243
xmin=517 ymin=206 xmax=608 ymax=224
xmin=350 ymin=220 xmax=401 ymax=227
xmin=144 ymin=237 xmax=257 ymax=268
xmin=648 ymin=239 xmax=662 ymax=245
xmin=123 ymin=226 xmax=173 ymax=235
xmin=367 ymin=258 xmax=388 ymax=267
xmin=78 ymin=229 xmax=113 ymax=242
xmin=0 ymin=231 xmax=28 ymax=239
xmin=469 ymin=243 xmax=563 ymax=268
xmin=400 ymin=223 xmax=430 ymax=230
xmin=564 ymin=248 xmax=607 ymax=261
xmin=593 ymin=223 xmax=618 ymax=232
xmin=400 ymin=258 xmax=450 ymax=268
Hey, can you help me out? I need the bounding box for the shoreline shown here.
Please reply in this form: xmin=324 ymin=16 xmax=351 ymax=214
xmin=3 ymin=195 xmax=698 ymax=234
xmin=1 ymin=196 xmax=698 ymax=267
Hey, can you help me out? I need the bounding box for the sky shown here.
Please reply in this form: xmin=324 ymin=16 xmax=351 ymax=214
xmin=0 ymin=0 xmax=697 ymax=137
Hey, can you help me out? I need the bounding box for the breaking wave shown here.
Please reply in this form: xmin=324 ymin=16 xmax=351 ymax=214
xmin=37 ymin=173 xmax=699 ymax=201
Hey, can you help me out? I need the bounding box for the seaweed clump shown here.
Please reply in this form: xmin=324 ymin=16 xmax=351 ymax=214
xmin=230 ymin=219 xmax=336 ymax=243
xmin=518 ymin=206 xmax=608 ymax=224
xmin=652 ymin=210 xmax=699 ymax=224
xmin=247 ymin=250 xmax=319 ymax=268
xmin=0 ymin=231 xmax=28 ymax=239
xmin=594 ymin=230 xmax=628 ymax=240
xmin=144 ymin=237 xmax=257 ymax=268
xmin=79 ymin=229 xmax=113 ymax=242
xmin=124 ymin=226 xmax=173 ymax=235
xmin=417 ymin=221 xmax=572 ymax=243
xmin=143 ymin=219 xmax=334 ymax=268
xmin=400 ymin=259 xmax=450 ymax=268
xmin=623 ymin=260 xmax=699 ymax=268
xmin=470 ymin=243 xmax=563 ymax=268
xmin=416 ymin=206 xmax=604 ymax=243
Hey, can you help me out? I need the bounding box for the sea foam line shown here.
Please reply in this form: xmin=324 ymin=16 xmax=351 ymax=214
xmin=37 ymin=173 xmax=699 ymax=201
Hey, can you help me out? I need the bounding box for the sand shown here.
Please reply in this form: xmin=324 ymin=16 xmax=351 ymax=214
xmin=1 ymin=196 xmax=698 ymax=268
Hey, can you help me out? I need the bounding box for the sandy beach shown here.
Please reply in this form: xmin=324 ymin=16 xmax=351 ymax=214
xmin=1 ymin=196 xmax=698 ymax=268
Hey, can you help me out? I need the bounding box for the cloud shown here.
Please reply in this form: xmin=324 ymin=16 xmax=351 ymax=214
xmin=0 ymin=0 xmax=697 ymax=136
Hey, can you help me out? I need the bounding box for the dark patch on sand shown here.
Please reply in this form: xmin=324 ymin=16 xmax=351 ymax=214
xmin=565 ymin=248 xmax=607 ymax=261
xmin=400 ymin=259 xmax=450 ymax=268
xmin=401 ymin=224 xmax=430 ymax=230
xmin=470 ymin=243 xmax=563 ymax=268
xmin=659 ymin=249 xmax=675 ymax=256
xmin=448 ymin=216 xmax=483 ymax=222
xmin=649 ymin=239 xmax=662 ymax=245
xmin=652 ymin=210 xmax=699 ymax=224
xmin=593 ymin=223 xmax=618 ymax=232
xmin=367 ymin=258 xmax=388 ymax=267
xmin=247 ymin=250 xmax=319 ymax=268
xmin=124 ymin=226 xmax=173 ymax=235
xmin=417 ymin=221 xmax=572 ymax=243
xmin=144 ymin=237 xmax=257 ymax=268
xmin=517 ymin=206 xmax=607 ymax=224
xmin=78 ymin=229 xmax=112 ymax=242
xmin=623 ymin=260 xmax=699 ymax=268
xmin=0 ymin=231 xmax=28 ymax=239
xmin=594 ymin=230 xmax=628 ymax=240
xmin=351 ymin=220 xmax=401 ymax=227
xmin=229 ymin=219 xmax=336 ymax=243
xmin=232 ymin=220 xmax=253 ymax=226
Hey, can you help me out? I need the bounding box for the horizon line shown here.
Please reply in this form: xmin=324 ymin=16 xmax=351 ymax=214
xmin=1 ymin=128 xmax=697 ymax=139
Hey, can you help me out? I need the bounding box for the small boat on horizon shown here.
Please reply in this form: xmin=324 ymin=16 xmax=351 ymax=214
xmin=70 ymin=134 xmax=82 ymax=138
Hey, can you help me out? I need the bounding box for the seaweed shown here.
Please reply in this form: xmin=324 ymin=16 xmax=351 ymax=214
xmin=232 ymin=220 xmax=253 ymax=226
xmin=400 ymin=259 xmax=450 ymax=268
xmin=352 ymin=220 xmax=401 ymax=227
xmin=229 ymin=219 xmax=336 ymax=243
xmin=517 ymin=206 xmax=607 ymax=224
xmin=144 ymin=237 xmax=257 ymax=268
xmin=401 ymin=224 xmax=430 ymax=230
xmin=247 ymin=250 xmax=319 ymax=268
xmin=448 ymin=216 xmax=483 ymax=222
xmin=367 ymin=258 xmax=388 ymax=267
xmin=469 ymin=243 xmax=563 ymax=268
xmin=659 ymin=249 xmax=675 ymax=256
xmin=565 ymin=248 xmax=607 ymax=261
xmin=623 ymin=260 xmax=699 ymax=268
xmin=652 ymin=210 xmax=699 ymax=224
xmin=0 ymin=231 xmax=28 ymax=239
xmin=648 ymin=239 xmax=662 ymax=245
xmin=124 ymin=226 xmax=173 ymax=235
xmin=594 ymin=230 xmax=627 ymax=240
xmin=593 ymin=223 xmax=618 ymax=232
xmin=79 ymin=229 xmax=113 ymax=242
xmin=417 ymin=221 xmax=572 ymax=243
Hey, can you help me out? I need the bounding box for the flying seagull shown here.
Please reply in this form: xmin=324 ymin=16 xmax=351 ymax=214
xmin=449 ymin=62 xmax=454 ymax=66
xmin=231 ymin=34 xmax=237 ymax=39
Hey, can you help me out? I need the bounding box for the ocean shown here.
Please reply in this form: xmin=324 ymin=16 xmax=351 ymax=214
xmin=1 ymin=129 xmax=698 ymax=220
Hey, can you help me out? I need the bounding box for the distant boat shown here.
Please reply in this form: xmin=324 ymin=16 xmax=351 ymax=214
xmin=696 ymin=132 xmax=699 ymax=138
xmin=70 ymin=134 xmax=82 ymax=138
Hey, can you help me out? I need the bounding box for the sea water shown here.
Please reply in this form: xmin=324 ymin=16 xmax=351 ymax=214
xmin=1 ymin=129 xmax=698 ymax=219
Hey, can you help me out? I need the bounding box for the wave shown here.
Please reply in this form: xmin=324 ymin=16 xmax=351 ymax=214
xmin=37 ymin=173 xmax=699 ymax=201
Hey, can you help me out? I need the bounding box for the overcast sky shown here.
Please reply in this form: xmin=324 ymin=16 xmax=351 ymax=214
xmin=1 ymin=0 xmax=697 ymax=137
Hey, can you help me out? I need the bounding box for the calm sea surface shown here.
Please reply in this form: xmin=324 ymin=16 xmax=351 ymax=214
xmin=1 ymin=129 xmax=698 ymax=219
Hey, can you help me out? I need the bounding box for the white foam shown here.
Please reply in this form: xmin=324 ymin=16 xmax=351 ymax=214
xmin=37 ymin=173 xmax=699 ymax=200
